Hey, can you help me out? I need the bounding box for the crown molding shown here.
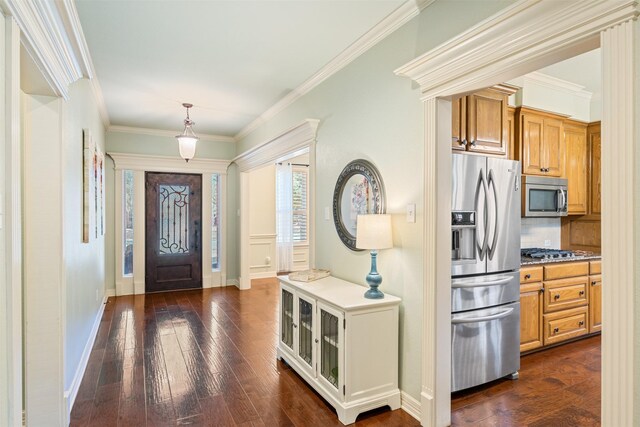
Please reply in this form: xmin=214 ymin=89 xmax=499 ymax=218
xmin=233 ymin=119 xmax=319 ymax=172
xmin=107 ymin=152 xmax=231 ymax=174
xmin=234 ymin=0 xmax=433 ymax=141
xmin=523 ymin=71 xmax=593 ymax=100
xmin=394 ymin=0 xmax=639 ymax=99
xmin=108 ymin=125 xmax=236 ymax=143
xmin=1 ymin=0 xmax=110 ymax=126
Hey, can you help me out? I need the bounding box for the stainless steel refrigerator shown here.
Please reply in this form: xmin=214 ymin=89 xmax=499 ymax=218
xmin=451 ymin=153 xmax=521 ymax=392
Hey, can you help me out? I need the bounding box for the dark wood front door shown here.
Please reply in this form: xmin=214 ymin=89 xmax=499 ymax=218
xmin=145 ymin=172 xmax=202 ymax=293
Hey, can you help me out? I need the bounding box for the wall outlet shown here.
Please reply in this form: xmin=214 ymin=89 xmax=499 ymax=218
xmin=544 ymin=240 xmax=551 ymax=247
xmin=406 ymin=203 xmax=416 ymax=223
xmin=265 ymin=256 xmax=271 ymax=265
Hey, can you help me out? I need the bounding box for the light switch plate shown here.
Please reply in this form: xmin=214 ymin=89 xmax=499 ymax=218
xmin=324 ymin=206 xmax=331 ymax=221
xmin=406 ymin=203 xmax=416 ymax=223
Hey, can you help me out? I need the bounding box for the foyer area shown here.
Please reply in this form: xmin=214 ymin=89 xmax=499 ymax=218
xmin=69 ymin=279 xmax=418 ymax=426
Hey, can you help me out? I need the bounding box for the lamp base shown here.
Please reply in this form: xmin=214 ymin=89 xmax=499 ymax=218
xmin=364 ymin=250 xmax=385 ymax=299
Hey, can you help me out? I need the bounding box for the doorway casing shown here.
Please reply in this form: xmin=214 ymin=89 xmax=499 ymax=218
xmin=395 ymin=1 xmax=640 ymax=426
xmin=233 ymin=119 xmax=319 ymax=290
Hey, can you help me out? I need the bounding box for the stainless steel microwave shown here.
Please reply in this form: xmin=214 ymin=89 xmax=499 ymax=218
xmin=522 ymin=176 xmax=568 ymax=217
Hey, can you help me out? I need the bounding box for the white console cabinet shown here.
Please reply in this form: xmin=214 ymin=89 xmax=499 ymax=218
xmin=277 ymin=275 xmax=401 ymax=425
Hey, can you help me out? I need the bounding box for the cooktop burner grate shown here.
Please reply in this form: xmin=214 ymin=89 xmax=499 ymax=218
xmin=521 ymin=248 xmax=576 ymax=259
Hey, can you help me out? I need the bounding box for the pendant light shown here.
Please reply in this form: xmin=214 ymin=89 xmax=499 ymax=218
xmin=175 ymin=103 xmax=199 ymax=162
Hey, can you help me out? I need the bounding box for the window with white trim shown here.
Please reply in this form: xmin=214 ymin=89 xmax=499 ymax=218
xmin=292 ymin=168 xmax=308 ymax=243
xmin=123 ymin=170 xmax=134 ymax=276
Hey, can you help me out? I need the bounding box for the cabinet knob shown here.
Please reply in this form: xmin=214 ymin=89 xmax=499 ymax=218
xmin=293 ymin=324 xmax=297 ymax=328
xmin=592 ymin=281 xmax=597 ymax=286
xmin=553 ymin=327 xmax=559 ymax=334
xmin=554 ymin=294 xmax=561 ymax=300
xmin=524 ymin=274 xmax=531 ymax=280
xmin=461 ymin=139 xmax=468 ymax=146
xmin=315 ymin=339 xmax=319 ymax=343
xmin=579 ymin=321 xmax=585 ymax=326
xmin=579 ymin=290 xmax=585 ymax=296
xmin=470 ymin=140 xmax=476 ymax=147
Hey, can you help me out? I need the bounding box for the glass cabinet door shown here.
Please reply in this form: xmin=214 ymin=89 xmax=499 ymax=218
xmin=298 ymin=296 xmax=315 ymax=371
xmin=281 ymin=287 xmax=294 ymax=352
xmin=319 ymin=304 xmax=343 ymax=392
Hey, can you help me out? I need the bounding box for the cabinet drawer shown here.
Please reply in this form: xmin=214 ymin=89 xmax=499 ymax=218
xmin=543 ymin=306 xmax=588 ymax=345
xmin=543 ymin=262 xmax=589 ymax=280
xmin=543 ymin=276 xmax=589 ymax=313
xmin=520 ymin=267 xmax=543 ymax=284
xmin=590 ymin=260 xmax=601 ymax=275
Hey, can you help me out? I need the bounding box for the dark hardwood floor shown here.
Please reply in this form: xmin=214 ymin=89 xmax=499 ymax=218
xmin=70 ymin=277 xmax=601 ymax=426
xmin=451 ymin=335 xmax=601 ymax=426
xmin=70 ymin=278 xmax=419 ymax=427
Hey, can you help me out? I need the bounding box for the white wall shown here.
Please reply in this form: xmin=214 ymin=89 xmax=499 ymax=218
xmin=248 ymin=164 xmax=276 ymax=278
xmin=234 ymin=0 xmax=515 ymax=400
xmin=23 ymin=93 xmax=65 ymax=425
xmin=62 ymin=79 xmax=107 ymax=402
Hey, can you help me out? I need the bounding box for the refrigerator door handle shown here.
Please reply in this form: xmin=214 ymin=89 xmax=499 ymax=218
xmin=487 ymin=169 xmax=499 ymax=260
xmin=474 ymin=168 xmax=489 ymax=260
xmin=451 ymin=276 xmax=513 ymax=288
xmin=451 ymin=307 xmax=514 ymax=324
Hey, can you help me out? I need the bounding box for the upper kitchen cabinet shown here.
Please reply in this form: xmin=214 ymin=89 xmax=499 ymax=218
xmin=516 ymin=107 xmax=566 ymax=177
xmin=588 ymin=122 xmax=601 ymax=215
xmin=452 ymin=85 xmax=518 ymax=156
xmin=564 ymin=120 xmax=588 ymax=215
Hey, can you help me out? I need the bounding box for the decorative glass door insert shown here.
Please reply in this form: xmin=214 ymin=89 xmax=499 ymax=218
xmin=298 ymin=297 xmax=314 ymax=367
xmin=281 ymin=288 xmax=294 ymax=351
xmin=158 ymin=185 xmax=190 ymax=254
xmin=320 ymin=308 xmax=340 ymax=389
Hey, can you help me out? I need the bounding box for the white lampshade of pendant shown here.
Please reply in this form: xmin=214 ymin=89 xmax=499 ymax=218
xmin=356 ymin=214 xmax=393 ymax=250
xmin=175 ymin=123 xmax=199 ymax=161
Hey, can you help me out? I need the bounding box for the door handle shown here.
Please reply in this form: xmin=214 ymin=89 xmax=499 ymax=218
xmin=451 ymin=307 xmax=514 ymax=324
xmin=487 ymin=169 xmax=499 ymax=260
xmin=475 ymin=168 xmax=489 ymax=260
xmin=452 ymin=276 xmax=513 ymax=288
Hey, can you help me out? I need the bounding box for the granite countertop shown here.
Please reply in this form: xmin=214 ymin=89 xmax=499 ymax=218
xmin=521 ymin=251 xmax=602 ymax=266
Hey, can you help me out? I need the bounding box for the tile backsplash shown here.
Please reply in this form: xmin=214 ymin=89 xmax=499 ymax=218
xmin=521 ymin=217 xmax=561 ymax=249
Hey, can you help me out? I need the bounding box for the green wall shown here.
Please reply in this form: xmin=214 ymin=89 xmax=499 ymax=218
xmin=235 ymin=0 xmax=515 ymax=400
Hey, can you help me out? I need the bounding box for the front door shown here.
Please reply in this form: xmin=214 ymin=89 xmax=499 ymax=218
xmin=145 ymin=172 xmax=202 ymax=293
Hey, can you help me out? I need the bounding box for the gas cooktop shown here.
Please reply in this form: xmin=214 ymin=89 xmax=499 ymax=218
xmin=521 ymin=248 xmax=576 ymax=259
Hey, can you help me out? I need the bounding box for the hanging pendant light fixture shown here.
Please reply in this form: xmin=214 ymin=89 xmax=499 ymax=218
xmin=175 ymin=103 xmax=199 ymax=162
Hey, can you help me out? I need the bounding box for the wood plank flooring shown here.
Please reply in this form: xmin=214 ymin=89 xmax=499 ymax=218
xmin=70 ymin=278 xmax=419 ymax=426
xmin=451 ymin=335 xmax=601 ymax=426
xmin=71 ymin=278 xmax=601 ymax=426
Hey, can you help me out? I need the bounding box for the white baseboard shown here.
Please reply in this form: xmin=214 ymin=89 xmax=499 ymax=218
xmin=250 ymin=271 xmax=277 ymax=280
xmin=63 ymin=296 xmax=108 ymax=421
xmin=401 ymin=390 xmax=421 ymax=422
xmin=226 ymin=278 xmax=240 ymax=288
xmin=105 ymin=288 xmax=116 ymax=297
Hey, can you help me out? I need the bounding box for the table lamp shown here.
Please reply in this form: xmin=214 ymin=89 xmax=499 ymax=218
xmin=356 ymin=214 xmax=393 ymax=299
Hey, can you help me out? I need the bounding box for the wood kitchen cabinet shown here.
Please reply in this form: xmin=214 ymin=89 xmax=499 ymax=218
xmin=589 ymin=260 xmax=602 ymax=333
xmin=520 ymin=260 xmax=601 ymax=353
xmin=507 ymin=106 xmax=516 ymax=160
xmin=452 ymin=85 xmax=518 ymax=156
xmin=564 ymin=120 xmax=588 ymax=215
xmin=520 ymin=267 xmax=544 ymax=352
xmin=588 ymin=122 xmax=601 ymax=215
xmin=516 ymin=107 xmax=565 ymax=177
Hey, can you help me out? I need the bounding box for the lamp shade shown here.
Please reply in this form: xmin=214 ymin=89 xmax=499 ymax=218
xmin=176 ymin=125 xmax=198 ymax=161
xmin=356 ymin=214 xmax=393 ymax=250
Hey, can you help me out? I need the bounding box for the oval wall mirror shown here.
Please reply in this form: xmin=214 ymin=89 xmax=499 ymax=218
xmin=332 ymin=159 xmax=386 ymax=251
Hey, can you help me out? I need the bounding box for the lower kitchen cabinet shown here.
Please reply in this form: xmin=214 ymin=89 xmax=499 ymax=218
xmin=278 ymin=276 xmax=401 ymax=425
xmin=520 ymin=260 xmax=601 ymax=352
xmin=589 ymin=274 xmax=602 ymax=333
xmin=519 ymin=282 xmax=543 ymax=352
xmin=543 ymin=306 xmax=589 ymax=345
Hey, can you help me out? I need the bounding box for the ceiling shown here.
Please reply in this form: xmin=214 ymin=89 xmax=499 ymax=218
xmin=75 ymin=0 xmax=406 ymax=138
xmin=539 ymin=48 xmax=601 ymax=96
